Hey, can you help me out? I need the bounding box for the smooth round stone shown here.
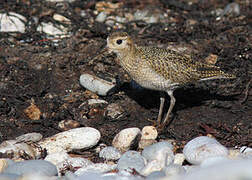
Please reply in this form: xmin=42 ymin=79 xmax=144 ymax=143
xmin=112 ymin=128 xmax=141 ymax=152
xmin=141 ymin=126 xmax=158 ymax=140
xmin=80 ymin=74 xmax=116 ymax=96
xmin=99 ymin=146 xmax=122 ymax=160
xmin=38 ymin=127 xmax=101 ymax=154
xmin=146 ymin=171 xmax=166 ymax=180
xmin=183 ymin=136 xmax=228 ymax=165
xmin=37 ymin=22 xmax=69 ymax=38
xmin=15 ymin=132 xmax=43 ymax=143
xmin=142 ymin=141 xmax=174 ymax=165
xmin=75 ymin=163 xmax=117 ymax=175
xmin=117 ymin=151 xmax=146 ymax=173
xmin=3 ymin=160 xmax=58 ymax=176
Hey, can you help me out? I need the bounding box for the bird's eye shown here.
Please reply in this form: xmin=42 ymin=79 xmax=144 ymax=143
xmin=116 ymin=39 xmax=122 ymax=45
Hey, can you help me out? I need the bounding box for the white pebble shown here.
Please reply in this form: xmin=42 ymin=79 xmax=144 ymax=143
xmin=39 ymin=127 xmax=101 ymax=154
xmin=58 ymin=157 xmax=93 ymax=173
xmin=183 ymin=136 xmax=228 ymax=165
xmin=75 ymin=163 xmax=117 ymax=175
xmin=99 ymin=146 xmax=122 ymax=160
xmin=0 ymin=12 xmax=26 ymax=33
xmin=141 ymin=126 xmax=158 ymax=140
xmin=3 ymin=160 xmax=58 ymax=176
xmin=96 ymin=12 xmax=107 ymax=23
xmin=37 ymin=22 xmax=69 ymax=38
xmin=15 ymin=132 xmax=43 ymax=143
xmin=174 ymin=153 xmax=185 ymax=165
xmin=112 ymin=128 xmax=141 ymax=152
xmin=88 ymin=99 xmax=108 ymax=105
xmin=80 ymin=74 xmax=116 ymax=96
xmin=117 ymin=151 xmax=146 ymax=173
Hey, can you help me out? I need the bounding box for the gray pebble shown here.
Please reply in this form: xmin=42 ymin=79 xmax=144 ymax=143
xmin=99 ymin=146 xmax=122 ymax=160
xmin=117 ymin=151 xmax=146 ymax=172
xmin=4 ymin=160 xmax=58 ymax=176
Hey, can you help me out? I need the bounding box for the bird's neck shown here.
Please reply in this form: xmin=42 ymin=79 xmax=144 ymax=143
xmin=117 ymin=45 xmax=138 ymax=73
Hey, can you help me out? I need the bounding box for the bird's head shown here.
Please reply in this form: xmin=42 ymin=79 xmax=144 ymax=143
xmin=107 ymin=32 xmax=134 ymax=55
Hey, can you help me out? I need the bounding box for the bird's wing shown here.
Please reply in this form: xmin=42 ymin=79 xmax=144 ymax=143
xmin=138 ymin=46 xmax=232 ymax=84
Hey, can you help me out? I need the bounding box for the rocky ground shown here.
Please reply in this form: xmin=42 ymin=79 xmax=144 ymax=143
xmin=0 ymin=0 xmax=251 ymax=178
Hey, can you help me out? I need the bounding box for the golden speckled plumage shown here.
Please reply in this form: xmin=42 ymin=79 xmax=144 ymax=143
xmin=106 ymin=32 xmax=235 ymax=129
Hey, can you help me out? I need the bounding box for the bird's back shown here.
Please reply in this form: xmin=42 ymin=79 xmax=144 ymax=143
xmin=136 ymin=46 xmax=234 ymax=85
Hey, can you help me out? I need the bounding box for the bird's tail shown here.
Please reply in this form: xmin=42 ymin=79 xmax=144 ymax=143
xmin=196 ymin=63 xmax=236 ymax=81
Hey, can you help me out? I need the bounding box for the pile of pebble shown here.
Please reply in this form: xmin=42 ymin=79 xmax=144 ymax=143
xmin=0 ymin=126 xmax=251 ymax=180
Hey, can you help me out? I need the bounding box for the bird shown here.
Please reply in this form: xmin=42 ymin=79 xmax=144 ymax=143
xmin=106 ymin=31 xmax=235 ymax=129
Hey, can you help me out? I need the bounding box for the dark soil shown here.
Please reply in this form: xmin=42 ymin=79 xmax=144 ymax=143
xmin=0 ymin=0 xmax=251 ymax=153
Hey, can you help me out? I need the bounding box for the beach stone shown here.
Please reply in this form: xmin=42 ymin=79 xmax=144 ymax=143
xmin=39 ymin=127 xmax=100 ymax=154
xmin=112 ymin=128 xmax=141 ymax=152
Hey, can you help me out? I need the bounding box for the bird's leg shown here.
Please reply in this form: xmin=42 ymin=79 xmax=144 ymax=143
xmin=157 ymin=92 xmax=165 ymax=126
xmin=162 ymin=90 xmax=176 ymax=126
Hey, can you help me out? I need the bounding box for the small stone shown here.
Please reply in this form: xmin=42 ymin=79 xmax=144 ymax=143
xmin=174 ymin=153 xmax=185 ymax=165
xmin=0 ymin=12 xmax=26 ymax=33
xmin=183 ymin=136 xmax=228 ymax=165
xmin=141 ymin=126 xmax=158 ymax=140
xmin=99 ymin=146 xmax=122 ymax=160
xmin=117 ymin=151 xmax=146 ymax=172
xmin=19 ymin=174 xmax=59 ymax=180
xmin=112 ymin=128 xmax=141 ymax=152
xmin=80 ymin=74 xmax=116 ymax=96
xmin=96 ymin=12 xmax=107 ymax=23
xmin=24 ymin=103 xmax=41 ymax=120
xmin=88 ymin=99 xmax=108 ymax=105
xmin=105 ymin=103 xmax=124 ymax=119
xmin=4 ymin=160 xmax=58 ymax=176
xmin=0 ymin=173 xmax=20 ymax=179
xmin=39 ymin=127 xmax=101 ymax=154
xmin=15 ymin=133 xmax=43 ymax=143
xmin=75 ymin=163 xmax=117 ymax=175
xmin=37 ymin=22 xmax=69 ymax=38
xmin=58 ymin=120 xmax=80 ymax=131
xmin=53 ymin=14 xmax=71 ymax=24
